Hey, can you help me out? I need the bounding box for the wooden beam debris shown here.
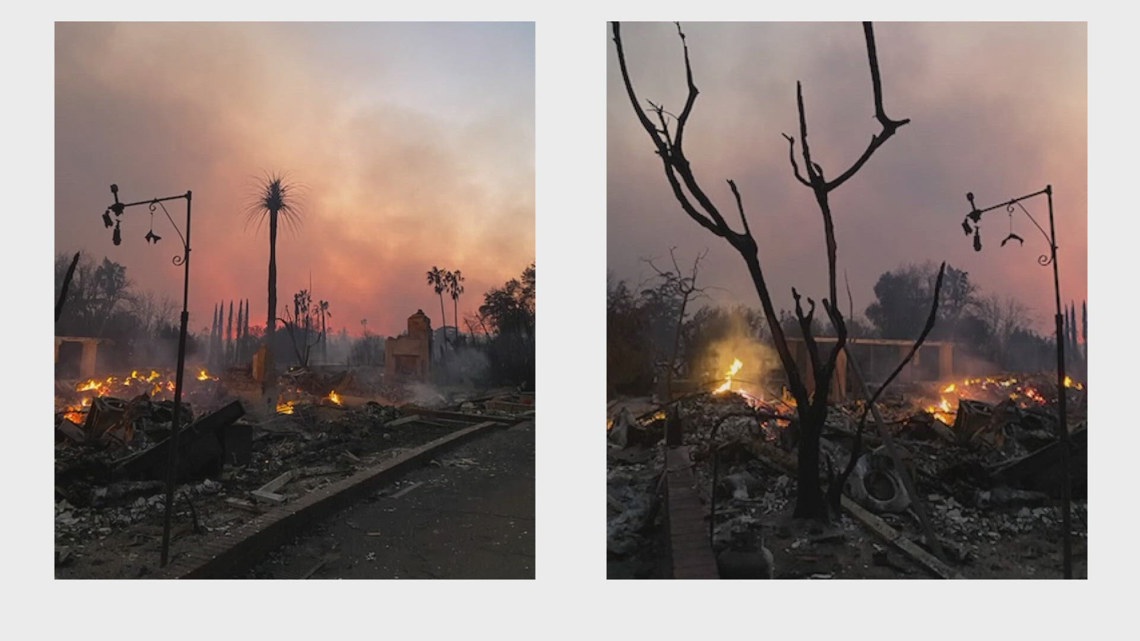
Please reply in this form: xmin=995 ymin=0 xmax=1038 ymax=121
xmin=114 ymin=400 xmax=245 ymax=481
xmin=841 ymin=497 xmax=964 ymax=580
xmin=251 ymin=470 xmax=295 ymax=504
xmin=748 ymin=440 xmax=963 ymax=579
xmin=399 ymin=406 xmax=517 ymax=424
xmin=383 ymin=415 xmax=422 ymax=428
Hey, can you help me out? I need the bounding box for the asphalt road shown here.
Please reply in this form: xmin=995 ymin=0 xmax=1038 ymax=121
xmin=243 ymin=420 xmax=535 ymax=579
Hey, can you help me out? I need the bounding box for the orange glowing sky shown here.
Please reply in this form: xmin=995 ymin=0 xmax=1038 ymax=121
xmin=55 ymin=22 xmax=534 ymax=338
xmin=608 ymin=22 xmax=1086 ymax=336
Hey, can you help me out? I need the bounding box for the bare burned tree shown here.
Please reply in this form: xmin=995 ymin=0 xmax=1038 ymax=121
xmin=613 ymin=22 xmax=910 ymax=520
xmin=55 ymin=251 xmax=82 ymax=323
xmin=644 ymin=247 xmax=710 ymax=401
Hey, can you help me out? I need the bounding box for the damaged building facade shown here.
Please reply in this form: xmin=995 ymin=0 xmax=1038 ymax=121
xmin=385 ymin=310 xmax=432 ymax=381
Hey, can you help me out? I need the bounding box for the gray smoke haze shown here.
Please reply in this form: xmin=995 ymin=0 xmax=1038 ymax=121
xmin=608 ymin=22 xmax=1086 ymax=337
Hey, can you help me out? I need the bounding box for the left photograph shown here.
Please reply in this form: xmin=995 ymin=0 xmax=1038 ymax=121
xmin=54 ymin=22 xmax=535 ymax=579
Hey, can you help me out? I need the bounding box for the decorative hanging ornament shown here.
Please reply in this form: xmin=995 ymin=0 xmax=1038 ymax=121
xmin=1000 ymin=207 xmax=1023 ymax=247
xmin=145 ymin=206 xmax=161 ymax=244
xmin=112 ymin=219 xmax=122 ymax=246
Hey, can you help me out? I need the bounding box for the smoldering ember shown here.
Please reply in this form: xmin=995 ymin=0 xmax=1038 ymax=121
xmin=55 ymin=254 xmax=535 ymax=580
xmin=607 ymin=22 xmax=1087 ymax=580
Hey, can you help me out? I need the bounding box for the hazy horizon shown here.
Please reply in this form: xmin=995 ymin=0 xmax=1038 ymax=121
xmin=608 ymin=22 xmax=1087 ymax=338
xmin=56 ymin=22 xmax=535 ymax=339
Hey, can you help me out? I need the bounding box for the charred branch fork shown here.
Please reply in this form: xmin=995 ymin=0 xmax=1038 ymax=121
xmin=960 ymin=186 xmax=1073 ymax=579
xmin=612 ymin=22 xmax=910 ymax=520
xmin=102 ymin=184 xmax=192 ymax=567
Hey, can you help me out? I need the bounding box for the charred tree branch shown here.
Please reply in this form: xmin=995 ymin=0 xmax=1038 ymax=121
xmin=614 ymin=21 xmax=908 ymax=521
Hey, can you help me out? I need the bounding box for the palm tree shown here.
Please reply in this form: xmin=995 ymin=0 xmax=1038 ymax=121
xmin=318 ymin=299 xmax=331 ymax=363
xmin=426 ymin=266 xmax=448 ymax=360
xmin=245 ymin=172 xmax=303 ymax=346
xmin=446 ymin=269 xmax=465 ymax=346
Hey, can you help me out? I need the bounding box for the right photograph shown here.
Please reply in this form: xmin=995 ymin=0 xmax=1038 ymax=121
xmin=606 ymin=22 xmax=1087 ymax=579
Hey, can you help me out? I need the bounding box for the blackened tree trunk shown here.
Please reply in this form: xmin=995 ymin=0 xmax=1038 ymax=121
xmin=613 ymin=21 xmax=909 ymax=520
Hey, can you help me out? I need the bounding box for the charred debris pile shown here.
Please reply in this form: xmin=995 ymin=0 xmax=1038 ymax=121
xmin=54 ymin=365 xmax=533 ymax=574
xmin=607 ymin=373 xmax=1087 ymax=579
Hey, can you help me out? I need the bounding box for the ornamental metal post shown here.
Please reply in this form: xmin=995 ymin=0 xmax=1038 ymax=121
xmin=961 ymin=185 xmax=1073 ymax=579
xmin=104 ymin=184 xmax=192 ymax=568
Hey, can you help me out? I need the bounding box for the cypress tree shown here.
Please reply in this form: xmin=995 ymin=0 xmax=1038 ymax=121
xmin=217 ymin=302 xmax=225 ymax=367
xmin=1081 ymin=300 xmax=1087 ymax=353
xmin=209 ymin=302 xmax=219 ymax=368
xmin=225 ymin=300 xmax=233 ymax=364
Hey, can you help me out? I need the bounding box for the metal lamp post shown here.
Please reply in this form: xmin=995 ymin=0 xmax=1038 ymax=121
xmin=960 ymin=185 xmax=1073 ymax=579
xmin=104 ymin=183 xmax=192 ymax=567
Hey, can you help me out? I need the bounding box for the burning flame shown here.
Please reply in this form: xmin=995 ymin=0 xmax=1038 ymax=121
xmin=1064 ymin=376 xmax=1084 ymax=390
xmin=73 ymin=369 xmax=180 ymax=400
xmin=75 ymin=377 xmax=112 ymax=395
xmin=713 ymin=358 xmax=744 ymax=395
xmin=276 ymin=401 xmax=296 ymax=415
xmin=57 ymin=396 xmax=93 ymax=426
xmin=59 ymin=365 xmax=221 ymax=427
xmin=926 ymin=374 xmax=1056 ymax=425
xmin=327 ymin=390 xmax=343 ymax=406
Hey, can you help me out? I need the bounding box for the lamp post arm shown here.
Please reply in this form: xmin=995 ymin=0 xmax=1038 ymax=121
xmin=967 ymin=186 xmax=1050 ymax=217
xmin=115 ymin=193 xmax=191 ymax=209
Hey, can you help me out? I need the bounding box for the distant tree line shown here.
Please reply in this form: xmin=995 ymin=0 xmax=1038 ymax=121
xmin=465 ymin=263 xmax=536 ymax=388
xmin=54 ymin=252 xmax=192 ymax=371
xmin=608 ymin=260 xmax=1086 ymax=397
xmin=863 ymin=261 xmax=1086 ymax=377
xmin=206 ymin=298 xmax=262 ymax=370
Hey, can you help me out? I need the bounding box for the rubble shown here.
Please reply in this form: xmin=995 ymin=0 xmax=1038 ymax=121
xmin=55 ymin=365 xmax=535 ymax=579
xmin=607 ymin=371 xmax=1089 ymax=579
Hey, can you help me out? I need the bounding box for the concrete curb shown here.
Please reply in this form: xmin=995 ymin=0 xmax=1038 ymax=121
xmin=156 ymin=420 xmax=503 ymax=579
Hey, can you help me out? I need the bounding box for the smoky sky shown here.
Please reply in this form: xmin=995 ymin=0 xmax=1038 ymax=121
xmin=55 ymin=22 xmax=535 ymax=338
xmin=608 ymin=22 xmax=1087 ymax=336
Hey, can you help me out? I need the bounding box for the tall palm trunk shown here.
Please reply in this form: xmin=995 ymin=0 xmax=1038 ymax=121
xmin=452 ymin=296 xmax=459 ymax=346
xmin=267 ymin=210 xmax=278 ymax=339
xmin=437 ymin=292 xmax=447 ymax=358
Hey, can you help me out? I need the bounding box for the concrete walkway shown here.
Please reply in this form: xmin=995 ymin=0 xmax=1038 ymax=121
xmin=242 ymin=420 xmax=535 ymax=579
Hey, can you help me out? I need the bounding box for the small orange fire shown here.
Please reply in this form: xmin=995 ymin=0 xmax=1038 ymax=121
xmin=75 ymin=377 xmax=112 ymax=395
xmin=713 ymin=358 xmax=744 ymax=395
xmin=61 ymin=397 xmax=91 ymax=425
xmin=59 ymin=365 xmax=221 ymax=428
xmin=276 ymin=401 xmax=296 ymax=415
xmin=327 ymin=390 xmax=343 ymax=406
xmin=73 ymin=369 xmax=182 ymax=400
xmin=925 ymin=374 xmax=1064 ymax=425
